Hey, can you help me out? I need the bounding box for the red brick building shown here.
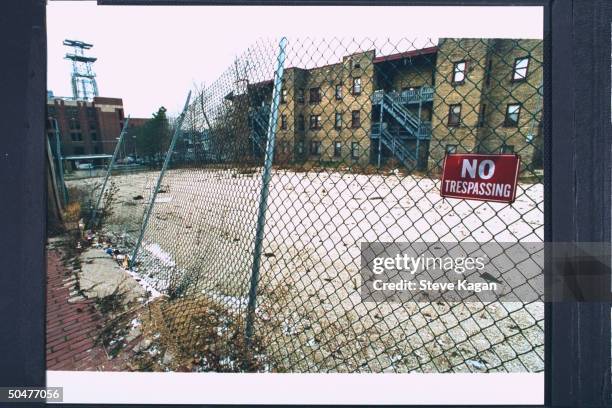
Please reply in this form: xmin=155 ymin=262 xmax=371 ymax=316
xmin=46 ymin=95 xmax=148 ymax=158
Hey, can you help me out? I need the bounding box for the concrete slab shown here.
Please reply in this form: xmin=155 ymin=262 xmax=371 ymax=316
xmin=79 ymin=248 xmax=146 ymax=304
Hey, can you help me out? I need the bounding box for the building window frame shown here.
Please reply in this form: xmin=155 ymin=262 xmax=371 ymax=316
xmin=478 ymin=104 xmax=487 ymax=127
xmin=310 ymin=140 xmax=321 ymax=156
xmin=512 ymin=56 xmax=529 ymax=82
xmin=334 ymin=112 xmax=343 ymax=130
xmin=351 ymin=110 xmax=361 ymax=128
xmin=447 ymin=104 xmax=462 ymax=127
xmin=335 ymin=84 xmax=343 ymax=100
xmin=452 ymin=60 xmax=467 ymax=85
xmin=280 ymin=87 xmax=287 ymax=104
xmin=500 ymin=144 xmax=515 ymax=153
xmin=70 ymin=132 xmax=83 ymax=142
xmin=334 ymin=141 xmax=342 ymax=157
xmin=281 ymin=114 xmax=288 ymax=130
xmin=309 ymin=87 xmax=321 ymax=104
xmin=352 ymin=77 xmax=362 ymax=95
xmin=297 ymin=88 xmax=305 ymax=104
xmin=351 ymin=142 xmax=360 ymax=160
xmin=485 ymin=59 xmax=493 ymax=87
xmin=504 ymin=103 xmax=521 ymax=127
xmin=69 ymin=117 xmax=80 ymax=130
xmin=297 ymin=114 xmax=305 ymax=131
xmin=309 ymin=114 xmax=321 ymax=130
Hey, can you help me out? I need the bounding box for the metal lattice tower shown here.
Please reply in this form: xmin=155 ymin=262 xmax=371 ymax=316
xmin=63 ymin=39 xmax=99 ymax=101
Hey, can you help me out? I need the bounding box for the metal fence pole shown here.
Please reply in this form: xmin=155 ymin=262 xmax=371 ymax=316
xmin=130 ymin=91 xmax=192 ymax=268
xmin=52 ymin=119 xmax=68 ymax=204
xmin=90 ymin=116 xmax=130 ymax=227
xmin=377 ymin=100 xmax=383 ymax=167
xmin=245 ymin=37 xmax=288 ymax=347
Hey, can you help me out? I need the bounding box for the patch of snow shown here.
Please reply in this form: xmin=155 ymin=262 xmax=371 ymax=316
xmin=143 ymin=243 xmax=176 ymax=267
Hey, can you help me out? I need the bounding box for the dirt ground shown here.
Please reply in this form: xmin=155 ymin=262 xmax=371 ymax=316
xmin=67 ymin=167 xmax=544 ymax=373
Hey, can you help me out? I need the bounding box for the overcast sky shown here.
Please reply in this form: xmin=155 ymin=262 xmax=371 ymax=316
xmin=47 ymin=3 xmax=543 ymax=118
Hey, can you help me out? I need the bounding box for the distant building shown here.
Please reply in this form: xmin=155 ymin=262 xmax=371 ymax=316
xmin=242 ymin=38 xmax=543 ymax=173
xmin=46 ymin=95 xmax=148 ymax=163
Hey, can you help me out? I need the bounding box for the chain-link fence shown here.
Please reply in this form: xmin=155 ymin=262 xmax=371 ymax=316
xmin=87 ymin=37 xmax=544 ymax=373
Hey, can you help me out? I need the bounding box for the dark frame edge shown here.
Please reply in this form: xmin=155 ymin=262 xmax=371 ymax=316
xmin=547 ymin=0 xmax=612 ymax=406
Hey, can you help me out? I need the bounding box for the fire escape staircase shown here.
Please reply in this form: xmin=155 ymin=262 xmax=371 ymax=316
xmin=248 ymin=104 xmax=270 ymax=153
xmin=371 ymin=89 xmax=433 ymax=169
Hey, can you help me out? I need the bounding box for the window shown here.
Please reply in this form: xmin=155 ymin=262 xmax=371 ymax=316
xmin=447 ymin=104 xmax=461 ymax=127
xmin=310 ymin=140 xmax=321 ymax=155
xmin=334 ymin=112 xmax=342 ymax=129
xmin=452 ymin=61 xmax=467 ymax=84
xmin=512 ymin=57 xmax=529 ymax=81
xmin=89 ymin=122 xmax=96 ymax=130
xmin=297 ymin=114 xmax=305 ymax=131
xmin=73 ymin=147 xmax=85 ymax=155
xmin=69 ymin=117 xmax=80 ymax=130
xmin=309 ymin=115 xmax=321 ymax=130
xmin=334 ymin=141 xmax=342 ymax=157
xmin=352 ymin=77 xmax=362 ymax=95
xmin=446 ymin=144 xmax=458 ymax=154
xmin=94 ymin=146 xmax=102 ymax=154
xmin=280 ymin=88 xmax=287 ymax=103
xmin=309 ymin=87 xmax=321 ymax=103
xmin=500 ymin=144 xmax=515 ymax=153
xmin=277 ymin=141 xmax=289 ymax=155
xmin=335 ymin=84 xmax=343 ymax=100
xmin=505 ymin=103 xmax=521 ymax=127
xmin=478 ymin=104 xmax=487 ymax=127
xmin=70 ymin=132 xmax=83 ymax=142
xmin=297 ymin=88 xmax=305 ymax=104
xmin=351 ymin=110 xmax=361 ymax=128
xmin=297 ymin=141 xmax=304 ymax=154
xmin=281 ymin=114 xmax=288 ymax=130
xmin=352 ymin=60 xmax=361 ymax=69
xmin=351 ymin=142 xmax=360 ymax=159
xmin=485 ymin=59 xmax=493 ymax=87
xmin=90 ymin=132 xmax=97 ymax=141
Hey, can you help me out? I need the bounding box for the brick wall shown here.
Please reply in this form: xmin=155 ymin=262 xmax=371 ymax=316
xmin=46 ymin=97 xmax=149 ymax=159
xmin=428 ymin=38 xmax=490 ymax=172
xmin=275 ymin=50 xmax=375 ymax=166
xmin=242 ymin=38 xmax=544 ymax=172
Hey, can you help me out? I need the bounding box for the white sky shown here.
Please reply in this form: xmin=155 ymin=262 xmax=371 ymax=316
xmin=47 ymin=3 xmax=543 ymax=118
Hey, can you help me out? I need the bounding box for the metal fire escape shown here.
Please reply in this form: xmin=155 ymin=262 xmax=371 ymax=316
xmin=248 ymin=104 xmax=271 ymax=157
xmin=371 ymin=86 xmax=434 ymax=169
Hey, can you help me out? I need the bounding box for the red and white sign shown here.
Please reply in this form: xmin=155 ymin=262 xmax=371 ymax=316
xmin=440 ymin=153 xmax=520 ymax=203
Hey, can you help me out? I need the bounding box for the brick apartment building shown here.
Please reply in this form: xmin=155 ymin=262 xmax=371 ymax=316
xmin=46 ymin=95 xmax=148 ymax=164
xmin=245 ymin=38 xmax=543 ymax=173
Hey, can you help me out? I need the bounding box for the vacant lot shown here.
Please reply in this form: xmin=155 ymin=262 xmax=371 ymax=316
xmin=68 ymin=167 xmax=544 ymax=373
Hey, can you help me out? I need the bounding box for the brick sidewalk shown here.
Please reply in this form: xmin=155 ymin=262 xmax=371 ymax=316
xmin=46 ymin=246 xmax=140 ymax=371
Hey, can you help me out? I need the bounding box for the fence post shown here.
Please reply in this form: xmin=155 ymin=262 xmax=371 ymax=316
xmin=130 ymin=91 xmax=192 ymax=268
xmin=90 ymin=116 xmax=130 ymax=227
xmin=245 ymin=37 xmax=287 ymax=348
xmin=377 ymin=99 xmax=383 ymax=167
xmin=52 ymin=119 xmax=68 ymax=204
